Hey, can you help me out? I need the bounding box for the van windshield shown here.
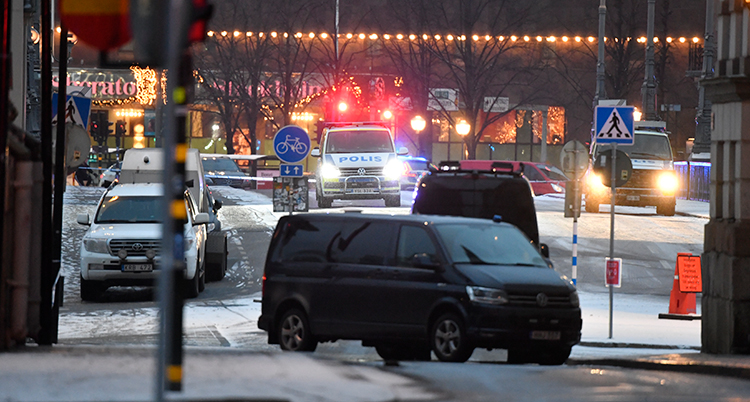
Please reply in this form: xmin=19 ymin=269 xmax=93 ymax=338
xmin=202 ymin=158 xmax=242 ymax=173
xmin=325 ymin=130 xmax=394 ymax=153
xmin=595 ymin=133 xmax=672 ymax=160
xmin=96 ymin=196 xmax=187 ymax=224
xmin=434 ymin=223 xmax=547 ymax=267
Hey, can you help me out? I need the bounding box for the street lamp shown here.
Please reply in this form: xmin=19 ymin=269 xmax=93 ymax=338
xmin=456 ymin=119 xmax=471 ymax=136
xmin=410 ymin=115 xmax=426 ymax=133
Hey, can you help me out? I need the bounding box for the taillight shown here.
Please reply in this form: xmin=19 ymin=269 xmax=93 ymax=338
xmin=262 ymin=273 xmax=267 ymax=297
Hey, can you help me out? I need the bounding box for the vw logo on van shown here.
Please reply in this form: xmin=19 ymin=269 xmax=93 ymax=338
xmin=357 ymin=168 xmax=367 ymax=175
xmin=131 ymin=243 xmax=144 ymax=251
xmin=536 ymin=293 xmax=548 ymax=307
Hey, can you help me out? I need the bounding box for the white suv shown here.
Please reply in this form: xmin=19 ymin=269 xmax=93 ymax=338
xmin=77 ymin=183 xmax=209 ymax=300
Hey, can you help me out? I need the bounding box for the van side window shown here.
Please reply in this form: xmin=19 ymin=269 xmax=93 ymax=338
xmin=276 ymin=220 xmax=341 ymax=263
xmin=396 ymin=225 xmax=438 ymax=268
xmin=334 ymin=222 xmax=392 ymax=266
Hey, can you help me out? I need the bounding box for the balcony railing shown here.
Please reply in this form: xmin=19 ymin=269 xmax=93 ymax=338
xmin=674 ymin=161 xmax=710 ymax=202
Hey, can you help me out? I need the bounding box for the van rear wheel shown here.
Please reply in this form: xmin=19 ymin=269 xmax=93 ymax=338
xmin=317 ymin=192 xmax=332 ymax=209
xmin=279 ymin=308 xmax=317 ymax=352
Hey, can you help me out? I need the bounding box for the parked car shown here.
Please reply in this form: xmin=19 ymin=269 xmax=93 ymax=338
xmin=99 ymin=161 xmax=121 ymax=187
xmin=411 ymin=161 xmax=542 ymax=250
xmin=76 ymin=183 xmax=209 ymax=300
xmin=460 ymin=160 xmax=568 ymax=196
xmin=201 ymin=156 xmax=253 ymax=188
xmin=398 ymin=156 xmax=435 ymax=190
xmin=259 ymin=212 xmax=581 ymax=364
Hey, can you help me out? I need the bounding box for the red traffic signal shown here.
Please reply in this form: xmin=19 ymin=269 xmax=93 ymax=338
xmin=189 ymin=0 xmax=214 ymax=43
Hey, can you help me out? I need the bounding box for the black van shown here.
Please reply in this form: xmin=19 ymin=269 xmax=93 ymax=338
xmin=411 ymin=161 xmax=540 ymax=247
xmin=259 ymin=212 xmax=581 ymax=364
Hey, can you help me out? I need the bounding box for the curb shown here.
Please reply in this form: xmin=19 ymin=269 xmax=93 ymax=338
xmin=578 ymin=341 xmax=700 ymax=351
xmin=567 ymin=357 xmax=750 ymax=380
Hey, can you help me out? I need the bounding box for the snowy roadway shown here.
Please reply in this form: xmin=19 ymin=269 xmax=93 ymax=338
xmin=58 ymin=185 xmax=705 ymax=359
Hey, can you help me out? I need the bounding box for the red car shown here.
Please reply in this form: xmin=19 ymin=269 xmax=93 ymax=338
xmin=459 ymin=160 xmax=568 ymax=196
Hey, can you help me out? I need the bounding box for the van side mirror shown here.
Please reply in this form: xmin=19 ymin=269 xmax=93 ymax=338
xmin=397 ymin=146 xmax=409 ymax=156
xmin=213 ymin=199 xmax=222 ymax=211
xmin=311 ymin=148 xmax=321 ymax=157
xmin=77 ymin=213 xmax=91 ymax=225
xmin=194 ymin=212 xmax=210 ymax=225
xmin=539 ymin=243 xmax=550 ymax=259
xmin=411 ymin=253 xmax=441 ymax=270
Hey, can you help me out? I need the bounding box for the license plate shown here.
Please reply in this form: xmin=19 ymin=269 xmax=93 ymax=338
xmin=627 ymin=195 xmax=640 ymax=201
xmin=122 ymin=263 xmax=153 ymax=272
xmin=530 ymin=331 xmax=561 ymax=340
xmin=349 ymin=188 xmax=376 ymax=193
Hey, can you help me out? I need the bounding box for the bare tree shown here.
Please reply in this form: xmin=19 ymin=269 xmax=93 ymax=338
xmin=261 ymin=0 xmax=325 ymax=129
xmin=425 ymin=0 xmax=549 ymax=159
xmin=377 ymin=0 xmax=441 ymax=158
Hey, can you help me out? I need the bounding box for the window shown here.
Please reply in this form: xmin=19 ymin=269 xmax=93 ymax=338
xmin=276 ymin=220 xmax=342 ymax=263
xmin=275 ymin=219 xmax=392 ymax=265
xmin=334 ymin=222 xmax=393 ymax=265
xmin=325 ymin=130 xmax=394 ymax=153
xmin=521 ymin=163 xmax=545 ymax=181
xmin=434 ymin=223 xmax=546 ymax=267
xmin=95 ymin=196 xmax=162 ymax=224
xmin=396 ymin=225 xmax=439 ymax=268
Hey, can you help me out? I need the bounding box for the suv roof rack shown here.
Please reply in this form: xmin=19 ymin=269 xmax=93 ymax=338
xmin=431 ymin=161 xmax=522 ymax=177
xmin=324 ymin=121 xmax=391 ymax=129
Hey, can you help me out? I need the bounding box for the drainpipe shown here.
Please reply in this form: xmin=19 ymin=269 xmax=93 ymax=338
xmin=9 ymin=161 xmax=33 ymax=342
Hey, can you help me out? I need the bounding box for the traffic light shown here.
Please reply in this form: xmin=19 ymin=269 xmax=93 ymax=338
xmin=90 ymin=119 xmax=101 ymax=143
xmin=189 ymin=0 xmax=214 ymax=43
xmin=115 ymin=120 xmax=126 ymax=148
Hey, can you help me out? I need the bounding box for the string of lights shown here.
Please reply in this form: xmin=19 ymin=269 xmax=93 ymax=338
xmin=205 ymin=30 xmax=704 ymax=45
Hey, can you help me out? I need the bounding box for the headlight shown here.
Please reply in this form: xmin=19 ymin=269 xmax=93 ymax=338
xmin=383 ymin=159 xmax=403 ymax=179
xmin=657 ymin=171 xmax=678 ymax=194
xmin=320 ymin=164 xmax=340 ymax=178
xmin=587 ymin=173 xmax=606 ymax=191
xmin=466 ymin=286 xmax=508 ymax=305
xmin=551 ymin=183 xmax=563 ymax=193
xmin=83 ymin=238 xmax=109 ymax=254
xmin=569 ymin=291 xmax=580 ymax=307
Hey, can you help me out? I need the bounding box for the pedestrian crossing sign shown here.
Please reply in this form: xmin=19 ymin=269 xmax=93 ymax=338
xmin=595 ymin=106 xmax=634 ymax=145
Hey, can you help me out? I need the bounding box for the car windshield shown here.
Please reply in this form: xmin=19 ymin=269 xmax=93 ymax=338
xmin=537 ymin=164 xmax=568 ymax=181
xmin=95 ymin=195 xmax=186 ymax=224
xmin=595 ymin=133 xmax=672 ymax=160
xmin=434 ymin=223 xmax=546 ymax=267
xmin=325 ymin=130 xmax=394 ymax=153
xmin=405 ymin=160 xmax=431 ymax=171
xmin=202 ymin=158 xmax=242 ymax=172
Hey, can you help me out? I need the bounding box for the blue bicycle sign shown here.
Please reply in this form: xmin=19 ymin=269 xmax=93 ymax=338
xmin=273 ymin=125 xmax=311 ymax=164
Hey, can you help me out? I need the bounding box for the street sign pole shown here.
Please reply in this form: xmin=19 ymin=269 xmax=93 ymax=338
xmin=608 ymin=142 xmax=617 ymax=339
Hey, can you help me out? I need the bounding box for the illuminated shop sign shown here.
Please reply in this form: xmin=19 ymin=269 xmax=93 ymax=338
xmin=52 ymin=70 xmax=138 ymax=99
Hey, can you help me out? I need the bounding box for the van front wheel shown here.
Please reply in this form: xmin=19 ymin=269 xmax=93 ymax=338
xmin=384 ymin=195 xmax=400 ymax=207
xmin=430 ymin=313 xmax=473 ymax=362
xmin=278 ymin=308 xmax=317 ymax=352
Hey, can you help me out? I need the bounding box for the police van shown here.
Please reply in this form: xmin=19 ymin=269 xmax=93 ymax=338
xmin=310 ymin=122 xmax=408 ymax=208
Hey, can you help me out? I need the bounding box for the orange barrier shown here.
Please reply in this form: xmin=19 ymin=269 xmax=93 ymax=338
xmin=660 ymin=253 xmax=702 ymax=320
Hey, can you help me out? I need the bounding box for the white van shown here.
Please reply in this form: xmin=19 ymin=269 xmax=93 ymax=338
xmin=118 ymin=148 xmax=228 ymax=281
xmin=120 ymin=148 xmax=207 ymax=212
xmin=310 ymin=122 xmax=408 ymax=208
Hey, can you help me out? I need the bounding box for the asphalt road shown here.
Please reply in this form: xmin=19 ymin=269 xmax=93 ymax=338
xmin=53 ymin=185 xmax=738 ymax=402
